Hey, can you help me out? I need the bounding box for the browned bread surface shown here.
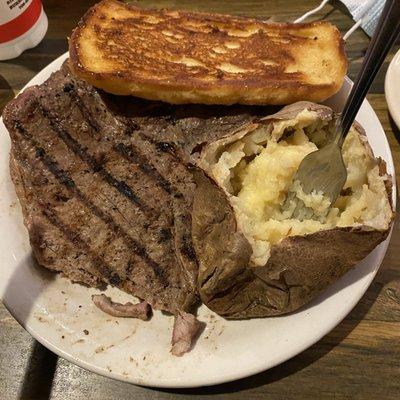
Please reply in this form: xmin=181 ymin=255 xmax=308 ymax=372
xmin=69 ymin=0 xmax=347 ymax=105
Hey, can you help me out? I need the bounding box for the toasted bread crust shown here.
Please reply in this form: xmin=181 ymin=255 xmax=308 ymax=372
xmin=69 ymin=0 xmax=347 ymax=105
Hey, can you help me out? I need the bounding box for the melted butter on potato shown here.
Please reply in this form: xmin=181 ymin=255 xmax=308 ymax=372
xmin=205 ymin=108 xmax=392 ymax=267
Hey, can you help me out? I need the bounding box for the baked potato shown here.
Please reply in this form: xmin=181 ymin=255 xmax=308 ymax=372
xmin=192 ymin=102 xmax=394 ymax=319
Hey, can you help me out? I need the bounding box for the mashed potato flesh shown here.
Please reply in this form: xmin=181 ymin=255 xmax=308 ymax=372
xmin=209 ymin=110 xmax=392 ymax=266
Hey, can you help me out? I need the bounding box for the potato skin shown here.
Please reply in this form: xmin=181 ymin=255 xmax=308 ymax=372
xmin=193 ymin=170 xmax=391 ymax=319
xmin=192 ymin=103 xmax=394 ymax=319
xmin=192 ymin=170 xmax=254 ymax=316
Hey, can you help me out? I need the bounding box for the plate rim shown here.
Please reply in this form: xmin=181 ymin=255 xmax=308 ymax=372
xmin=0 ymin=51 xmax=396 ymax=388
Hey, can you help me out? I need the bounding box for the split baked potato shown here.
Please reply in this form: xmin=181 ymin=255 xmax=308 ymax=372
xmin=192 ymin=102 xmax=394 ymax=319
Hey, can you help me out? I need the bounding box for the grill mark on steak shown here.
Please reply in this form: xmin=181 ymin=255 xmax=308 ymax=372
xmin=68 ymin=88 xmax=102 ymax=133
xmin=132 ymin=132 xmax=199 ymax=293
xmin=39 ymin=104 xmax=152 ymax=215
xmin=13 ymin=121 xmax=169 ymax=286
xmin=41 ymin=206 xmax=156 ymax=296
xmin=180 ymin=233 xmax=197 ymax=261
xmin=156 ymin=141 xmax=177 ymax=155
xmin=114 ymin=142 xmax=173 ymax=195
xmin=41 ymin=205 xmax=114 ymax=281
xmin=69 ymin=89 xmax=177 ymax=197
xmin=139 ymin=132 xmax=181 ymax=161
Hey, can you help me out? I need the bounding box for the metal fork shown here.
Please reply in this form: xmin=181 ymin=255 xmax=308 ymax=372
xmin=283 ymin=0 xmax=400 ymax=220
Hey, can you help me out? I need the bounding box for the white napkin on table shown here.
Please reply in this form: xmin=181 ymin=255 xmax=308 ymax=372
xmin=339 ymin=0 xmax=385 ymax=37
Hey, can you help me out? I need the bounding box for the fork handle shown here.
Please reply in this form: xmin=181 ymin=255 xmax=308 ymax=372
xmin=337 ymin=0 xmax=400 ymax=145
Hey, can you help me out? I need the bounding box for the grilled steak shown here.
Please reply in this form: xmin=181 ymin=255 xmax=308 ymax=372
xmin=3 ymin=61 xmax=266 ymax=316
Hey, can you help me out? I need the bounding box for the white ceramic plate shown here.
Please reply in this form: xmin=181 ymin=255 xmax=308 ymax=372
xmin=0 ymin=53 xmax=396 ymax=388
xmin=385 ymin=48 xmax=400 ymax=129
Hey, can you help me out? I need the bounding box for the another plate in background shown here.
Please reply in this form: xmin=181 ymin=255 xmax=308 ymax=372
xmin=385 ymin=48 xmax=400 ymax=129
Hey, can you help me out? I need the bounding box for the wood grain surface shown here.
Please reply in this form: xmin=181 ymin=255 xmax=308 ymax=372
xmin=1 ymin=1 xmax=399 ymax=399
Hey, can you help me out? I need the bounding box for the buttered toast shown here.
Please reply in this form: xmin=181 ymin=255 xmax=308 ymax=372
xmin=69 ymin=0 xmax=347 ymax=105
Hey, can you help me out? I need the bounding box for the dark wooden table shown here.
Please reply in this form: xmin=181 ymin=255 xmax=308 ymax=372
xmin=1 ymin=1 xmax=399 ymax=399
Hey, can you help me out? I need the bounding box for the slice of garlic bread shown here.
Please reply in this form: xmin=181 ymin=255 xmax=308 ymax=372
xmin=69 ymin=0 xmax=347 ymax=105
